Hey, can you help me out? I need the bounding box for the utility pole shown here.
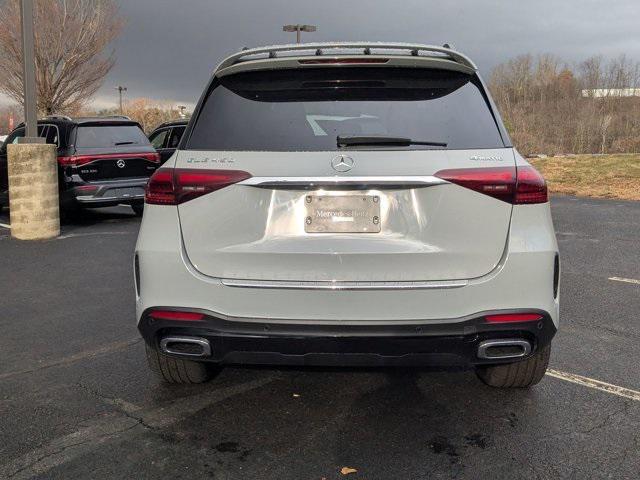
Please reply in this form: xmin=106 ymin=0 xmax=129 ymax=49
xmin=282 ymin=24 xmax=317 ymax=43
xmin=115 ymin=85 xmax=127 ymax=114
xmin=7 ymin=0 xmax=59 ymax=240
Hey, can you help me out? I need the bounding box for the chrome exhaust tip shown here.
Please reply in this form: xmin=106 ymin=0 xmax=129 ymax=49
xmin=477 ymin=339 xmax=531 ymax=360
xmin=160 ymin=336 xmax=211 ymax=357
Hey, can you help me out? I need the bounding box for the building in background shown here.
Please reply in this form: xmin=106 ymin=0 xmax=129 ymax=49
xmin=581 ymin=88 xmax=640 ymax=98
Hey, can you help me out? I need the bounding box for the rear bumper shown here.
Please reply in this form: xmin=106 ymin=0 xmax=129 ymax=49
xmin=69 ymin=178 xmax=148 ymax=207
xmin=139 ymin=308 xmax=556 ymax=367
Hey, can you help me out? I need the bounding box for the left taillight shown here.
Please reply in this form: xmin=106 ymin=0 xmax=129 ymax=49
xmin=145 ymin=168 xmax=252 ymax=205
xmin=434 ymin=165 xmax=548 ymax=204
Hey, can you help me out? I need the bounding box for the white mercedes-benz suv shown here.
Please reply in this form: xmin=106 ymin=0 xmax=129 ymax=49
xmin=135 ymin=43 xmax=559 ymax=388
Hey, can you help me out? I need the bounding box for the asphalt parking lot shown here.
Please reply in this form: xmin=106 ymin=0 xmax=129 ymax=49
xmin=1 ymin=196 xmax=639 ymax=480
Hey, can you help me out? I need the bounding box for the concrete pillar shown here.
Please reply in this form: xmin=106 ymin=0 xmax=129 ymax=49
xmin=7 ymin=143 xmax=60 ymax=240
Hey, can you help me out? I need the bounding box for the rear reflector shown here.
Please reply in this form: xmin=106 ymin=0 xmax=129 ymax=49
xmin=58 ymin=152 xmax=160 ymax=166
xmin=145 ymin=168 xmax=252 ymax=205
xmin=148 ymin=310 xmax=205 ymax=321
xmin=434 ymin=165 xmax=548 ymax=204
xmin=75 ymin=185 xmax=99 ymax=193
xmin=485 ymin=313 xmax=543 ymax=323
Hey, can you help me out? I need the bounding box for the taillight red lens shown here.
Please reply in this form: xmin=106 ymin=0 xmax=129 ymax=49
xmin=57 ymin=156 xmax=75 ymax=166
xmin=148 ymin=309 xmax=205 ymax=321
xmin=145 ymin=169 xmax=176 ymax=205
xmin=434 ymin=167 xmax=516 ymax=203
xmin=57 ymin=152 xmax=161 ymax=166
xmin=434 ymin=165 xmax=548 ymax=204
xmin=515 ymin=165 xmax=548 ymax=204
xmin=145 ymin=168 xmax=252 ymax=205
xmin=485 ymin=313 xmax=543 ymax=323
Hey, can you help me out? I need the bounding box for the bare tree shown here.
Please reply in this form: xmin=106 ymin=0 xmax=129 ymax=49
xmin=82 ymin=97 xmax=190 ymax=133
xmin=0 ymin=0 xmax=124 ymax=115
xmin=489 ymin=53 xmax=640 ymax=155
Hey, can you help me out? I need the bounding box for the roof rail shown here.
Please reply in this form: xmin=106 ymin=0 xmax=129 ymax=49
xmin=217 ymin=42 xmax=477 ymax=72
xmin=43 ymin=114 xmax=72 ymax=121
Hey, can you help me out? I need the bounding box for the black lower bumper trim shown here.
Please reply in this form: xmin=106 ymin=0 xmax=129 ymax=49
xmin=138 ymin=308 xmax=557 ymax=367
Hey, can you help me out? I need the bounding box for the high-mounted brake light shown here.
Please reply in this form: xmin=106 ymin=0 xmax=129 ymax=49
xmin=145 ymin=168 xmax=252 ymax=205
xmin=434 ymin=165 xmax=547 ymax=204
xmin=298 ymin=58 xmax=390 ymax=65
xmin=148 ymin=309 xmax=205 ymax=321
xmin=485 ymin=313 xmax=543 ymax=323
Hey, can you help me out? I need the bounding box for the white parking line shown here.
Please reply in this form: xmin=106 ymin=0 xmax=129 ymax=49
xmin=0 ymin=222 xmax=10 ymax=229
xmin=547 ymin=369 xmax=640 ymax=401
xmin=0 ymin=338 xmax=141 ymax=380
xmin=608 ymin=276 xmax=640 ymax=285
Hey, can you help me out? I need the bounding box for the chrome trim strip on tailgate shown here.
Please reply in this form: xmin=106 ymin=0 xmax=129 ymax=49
xmin=221 ymin=278 xmax=468 ymax=290
xmin=238 ymin=176 xmax=448 ymax=189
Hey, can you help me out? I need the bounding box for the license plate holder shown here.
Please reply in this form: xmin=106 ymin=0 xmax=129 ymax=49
xmin=304 ymin=194 xmax=381 ymax=233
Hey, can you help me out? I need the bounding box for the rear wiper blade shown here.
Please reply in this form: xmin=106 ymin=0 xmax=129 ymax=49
xmin=114 ymin=141 xmax=136 ymax=146
xmin=337 ymin=135 xmax=447 ymax=148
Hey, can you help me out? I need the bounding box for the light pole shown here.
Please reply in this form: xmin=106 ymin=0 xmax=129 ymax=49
xmin=115 ymin=85 xmax=127 ymax=114
xmin=18 ymin=0 xmax=41 ymax=144
xmin=282 ymin=24 xmax=316 ymax=44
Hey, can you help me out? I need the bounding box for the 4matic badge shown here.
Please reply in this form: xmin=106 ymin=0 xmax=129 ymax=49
xmin=470 ymin=155 xmax=504 ymax=162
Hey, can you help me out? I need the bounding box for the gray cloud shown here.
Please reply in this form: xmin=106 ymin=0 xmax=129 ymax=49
xmin=95 ymin=0 xmax=640 ymax=108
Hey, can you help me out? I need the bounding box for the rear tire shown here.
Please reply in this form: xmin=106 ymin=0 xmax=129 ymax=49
xmin=132 ymin=204 xmax=144 ymax=216
xmin=475 ymin=344 xmax=551 ymax=388
xmin=145 ymin=343 xmax=219 ymax=384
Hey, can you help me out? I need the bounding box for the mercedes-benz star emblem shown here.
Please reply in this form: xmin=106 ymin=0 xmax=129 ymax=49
xmin=116 ymin=159 xmax=126 ymax=168
xmin=331 ymin=155 xmax=354 ymax=172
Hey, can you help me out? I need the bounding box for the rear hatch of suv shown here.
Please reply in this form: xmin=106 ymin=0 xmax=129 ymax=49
xmin=71 ymin=121 xmax=159 ymax=181
xmin=172 ymin=66 xmax=515 ymax=283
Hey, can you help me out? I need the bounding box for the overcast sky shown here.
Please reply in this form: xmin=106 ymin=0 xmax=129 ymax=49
xmin=94 ymin=0 xmax=640 ymax=109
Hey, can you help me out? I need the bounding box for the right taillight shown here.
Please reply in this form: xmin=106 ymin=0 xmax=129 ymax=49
xmin=514 ymin=165 xmax=548 ymax=204
xmin=145 ymin=168 xmax=251 ymax=205
xmin=434 ymin=165 xmax=547 ymax=204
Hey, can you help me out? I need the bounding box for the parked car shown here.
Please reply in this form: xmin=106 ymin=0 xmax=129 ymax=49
xmin=136 ymin=43 xmax=559 ymax=388
xmin=148 ymin=119 xmax=188 ymax=164
xmin=0 ymin=116 xmax=160 ymax=216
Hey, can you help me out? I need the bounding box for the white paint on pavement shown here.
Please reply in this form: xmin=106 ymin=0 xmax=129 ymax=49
xmin=0 ymin=338 xmax=141 ymax=380
xmin=0 ymin=222 xmax=10 ymax=228
xmin=608 ymin=276 xmax=640 ymax=285
xmin=56 ymin=231 xmax=132 ymax=240
xmin=547 ymin=369 xmax=640 ymax=402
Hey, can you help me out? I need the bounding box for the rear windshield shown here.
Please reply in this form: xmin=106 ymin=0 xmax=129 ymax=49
xmin=187 ymin=67 xmax=505 ymax=151
xmin=75 ymin=125 xmax=150 ymax=149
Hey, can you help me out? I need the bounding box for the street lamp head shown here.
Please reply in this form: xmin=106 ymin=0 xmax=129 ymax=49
xmin=282 ymin=24 xmax=317 ymax=43
xmin=283 ymin=24 xmax=317 ymax=32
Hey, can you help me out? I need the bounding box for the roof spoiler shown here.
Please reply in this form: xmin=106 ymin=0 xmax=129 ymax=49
xmin=216 ymin=42 xmax=477 ymax=73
